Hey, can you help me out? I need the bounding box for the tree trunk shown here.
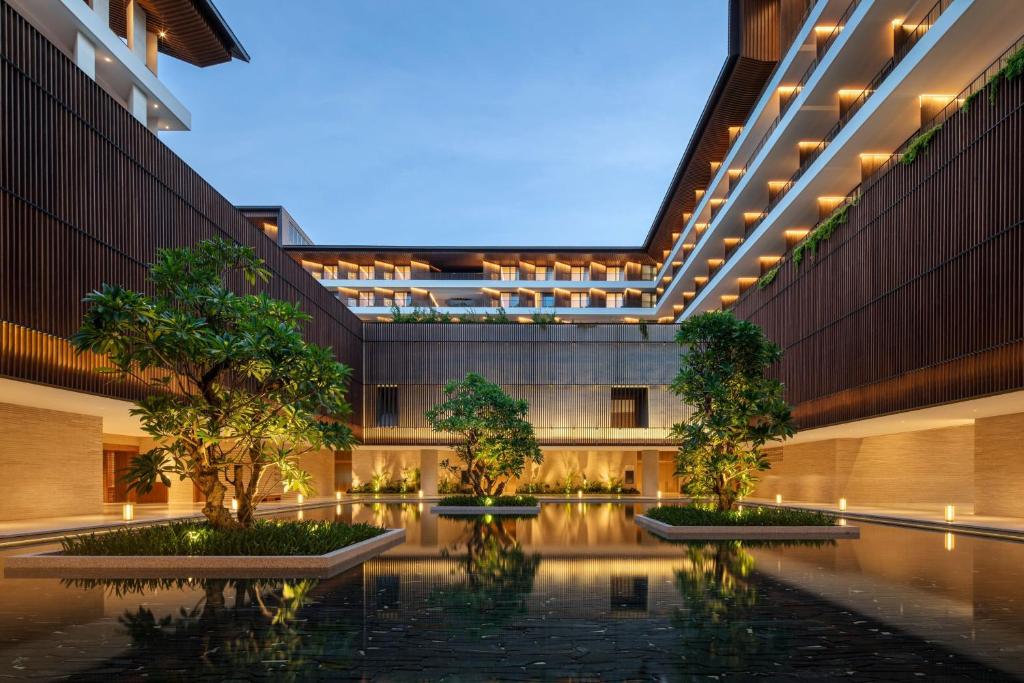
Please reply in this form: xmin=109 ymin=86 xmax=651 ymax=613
xmin=197 ymin=466 xmax=238 ymax=529
xmin=714 ymin=475 xmax=735 ymax=512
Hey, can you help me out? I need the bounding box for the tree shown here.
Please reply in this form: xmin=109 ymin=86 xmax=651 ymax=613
xmin=425 ymin=373 xmax=542 ymax=496
xmin=71 ymin=239 xmax=355 ymax=529
xmin=670 ymin=311 xmax=794 ymax=511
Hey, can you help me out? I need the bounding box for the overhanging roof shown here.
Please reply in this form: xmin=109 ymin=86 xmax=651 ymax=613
xmin=109 ymin=0 xmax=249 ymax=67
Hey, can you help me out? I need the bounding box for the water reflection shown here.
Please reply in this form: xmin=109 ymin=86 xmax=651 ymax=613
xmin=0 ymin=504 xmax=1021 ymax=680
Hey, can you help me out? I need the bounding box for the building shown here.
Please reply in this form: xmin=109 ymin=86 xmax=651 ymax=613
xmin=1 ymin=0 xmax=1023 ymax=523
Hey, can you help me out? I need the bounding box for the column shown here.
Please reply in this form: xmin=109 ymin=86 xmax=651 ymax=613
xmin=74 ymin=33 xmax=96 ymax=79
xmin=419 ymin=449 xmax=439 ymax=496
xmin=641 ymin=449 xmax=659 ymax=497
xmin=129 ymin=84 xmax=148 ymax=124
xmin=126 ymin=0 xmax=147 ymax=62
xmin=145 ymin=30 xmax=159 ymax=74
xmin=975 ymin=412 xmax=1024 ymax=517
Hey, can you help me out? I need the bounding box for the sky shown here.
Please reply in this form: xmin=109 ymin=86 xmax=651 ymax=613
xmin=161 ymin=1 xmax=727 ymax=247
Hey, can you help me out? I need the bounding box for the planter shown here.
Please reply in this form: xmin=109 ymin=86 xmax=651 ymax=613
xmin=3 ymin=528 xmax=406 ymax=579
xmin=635 ymin=515 xmax=859 ymax=540
xmin=430 ymin=504 xmax=541 ymax=516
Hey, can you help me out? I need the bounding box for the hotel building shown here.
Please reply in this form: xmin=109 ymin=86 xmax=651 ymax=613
xmin=1 ymin=0 xmax=1023 ymax=523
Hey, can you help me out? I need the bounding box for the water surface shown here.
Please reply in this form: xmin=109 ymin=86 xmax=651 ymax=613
xmin=1 ymin=502 xmax=1022 ymax=680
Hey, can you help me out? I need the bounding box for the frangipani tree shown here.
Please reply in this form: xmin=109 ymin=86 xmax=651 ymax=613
xmin=72 ymin=239 xmax=355 ymax=529
xmin=671 ymin=311 xmax=794 ymax=511
xmin=426 ymin=373 xmax=542 ymax=496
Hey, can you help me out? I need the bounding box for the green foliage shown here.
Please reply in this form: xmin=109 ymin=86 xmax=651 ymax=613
xmin=646 ymin=504 xmax=833 ymax=527
xmin=792 ymin=203 xmax=850 ymax=268
xmin=437 ymin=494 xmax=538 ymax=507
xmin=438 ymin=477 xmax=469 ymax=494
xmin=71 ymin=238 xmax=354 ymax=529
xmin=389 ymin=305 xmax=454 ymax=323
xmin=986 ymin=44 xmax=1024 ymax=104
xmin=348 ymin=467 xmax=420 ymax=494
xmin=426 ymin=373 xmax=542 ymax=496
xmin=960 ymin=88 xmax=980 ymax=113
xmin=671 ymin=312 xmax=795 ymax=511
xmin=61 ymin=520 xmax=384 ymax=556
xmin=900 ymin=123 xmax=942 ymax=166
xmin=530 ymin=312 xmax=560 ymax=328
xmin=516 ymin=476 xmax=639 ymax=495
xmin=757 ymin=264 xmax=780 ymax=289
xmin=460 ymin=307 xmax=513 ymax=324
xmin=638 ymin=320 xmax=650 ymax=341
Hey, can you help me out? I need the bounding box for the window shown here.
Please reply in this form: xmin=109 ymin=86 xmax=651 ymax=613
xmin=322 ymin=265 xmax=338 ymax=280
xmin=358 ymin=265 xmax=375 ymax=280
xmin=394 ymin=265 xmax=411 ymax=280
xmin=606 ymin=292 xmax=623 ymax=308
xmin=500 ymin=266 xmax=518 ymax=281
xmin=394 ymin=291 xmax=411 ymax=306
xmin=640 ymin=264 xmax=656 ymax=280
xmin=641 ymin=292 xmax=656 ymax=307
xmin=570 ymin=292 xmax=589 ymax=308
xmin=376 ymin=386 xmax=399 ymax=427
xmin=611 ymin=387 xmax=648 ymax=428
xmin=541 ymin=293 xmax=555 ymax=307
xmin=570 ymin=266 xmax=587 ymax=281
xmin=534 ymin=266 xmax=549 ymax=281
xmin=500 ymin=292 xmax=515 ymax=307
xmin=358 ymin=291 xmax=375 ymax=307
xmin=606 ymin=266 xmax=623 ymax=282
xmin=382 ymin=269 xmax=393 ymax=280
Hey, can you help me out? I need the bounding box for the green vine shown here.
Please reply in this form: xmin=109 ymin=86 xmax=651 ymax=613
xmin=757 ymin=263 xmax=781 ymax=289
xmin=900 ymin=123 xmax=942 ymax=166
xmin=638 ymin=320 xmax=649 ymax=341
xmin=792 ymin=202 xmax=852 ymax=268
xmin=960 ymin=88 xmax=980 ymax=113
xmin=530 ymin=312 xmax=560 ymax=328
xmin=987 ymin=43 xmax=1024 ymax=104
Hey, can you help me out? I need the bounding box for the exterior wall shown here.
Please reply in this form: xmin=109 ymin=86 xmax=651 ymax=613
xmin=974 ymin=412 xmax=1024 ymax=517
xmin=731 ymin=73 xmax=1024 ymax=430
xmin=0 ymin=2 xmax=363 ymax=429
xmin=754 ymin=426 xmax=975 ymax=509
xmin=362 ymin=323 xmax=686 ymax=447
xmin=0 ymin=403 xmax=103 ymax=520
xmin=353 ymin=449 xmax=425 ymax=491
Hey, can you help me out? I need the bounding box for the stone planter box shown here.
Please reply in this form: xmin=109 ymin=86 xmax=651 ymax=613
xmin=3 ymin=528 xmax=406 ymax=579
xmin=430 ymin=504 xmax=541 ymax=516
xmin=635 ymin=515 xmax=860 ymax=540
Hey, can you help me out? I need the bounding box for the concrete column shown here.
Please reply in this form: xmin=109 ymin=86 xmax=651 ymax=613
xmin=145 ymin=30 xmax=159 ymax=75
xmin=129 ymin=84 xmax=148 ymax=124
xmin=420 ymin=449 xmax=439 ymax=496
xmin=125 ymin=0 xmax=147 ymax=62
xmin=74 ymin=32 xmax=96 ymax=79
xmin=641 ymin=449 xmax=659 ymax=497
xmin=91 ymin=0 xmax=110 ymax=28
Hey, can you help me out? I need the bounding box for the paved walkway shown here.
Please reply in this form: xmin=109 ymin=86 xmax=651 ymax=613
xmin=745 ymin=498 xmax=1024 ymax=540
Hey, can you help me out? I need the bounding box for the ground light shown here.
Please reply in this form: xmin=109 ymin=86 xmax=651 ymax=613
xmin=656 ymin=490 xmax=662 ymax=499
xmin=297 ymin=494 xmax=305 ymax=505
xmin=838 ymin=498 xmax=847 ymax=512
xmin=231 ymin=498 xmax=238 ymax=512
xmin=336 ymin=491 xmax=342 ymax=501
xmin=418 ymin=490 xmax=424 ymax=498
xmin=121 ymin=503 xmax=134 ymax=522
xmin=945 ymin=504 xmax=956 ymax=522
xmin=775 ymin=494 xmax=783 ymax=504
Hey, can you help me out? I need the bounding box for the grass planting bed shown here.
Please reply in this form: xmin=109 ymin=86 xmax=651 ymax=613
xmin=4 ymin=520 xmax=405 ymax=579
xmin=431 ymin=495 xmax=541 ymax=516
xmin=637 ymin=505 xmax=859 ymax=540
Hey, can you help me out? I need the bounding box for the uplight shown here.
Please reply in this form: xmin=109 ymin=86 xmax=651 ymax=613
xmin=231 ymin=498 xmax=238 ymax=512
xmin=656 ymin=490 xmax=662 ymax=499
xmin=775 ymin=494 xmax=783 ymax=505
xmin=336 ymin=491 xmax=343 ymax=501
xmin=121 ymin=503 xmax=134 ymax=522
xmin=577 ymin=490 xmax=583 ymax=499
xmin=944 ymin=504 xmax=956 ymax=522
xmin=297 ymin=494 xmax=305 ymax=505
xmin=418 ymin=490 xmax=424 ymax=499
xmin=838 ymin=498 xmax=847 ymax=512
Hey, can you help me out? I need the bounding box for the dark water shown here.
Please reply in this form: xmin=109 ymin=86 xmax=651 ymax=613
xmin=1 ymin=502 xmax=1023 ymax=680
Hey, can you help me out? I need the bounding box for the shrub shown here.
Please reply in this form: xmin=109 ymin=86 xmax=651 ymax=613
xmin=61 ymin=520 xmax=385 ymax=556
xmin=437 ymin=495 xmax=539 ymax=507
xmin=646 ymin=505 xmax=833 ymax=527
xmin=901 ymin=124 xmax=942 ymax=166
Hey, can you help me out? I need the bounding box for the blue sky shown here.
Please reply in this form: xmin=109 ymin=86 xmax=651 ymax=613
xmin=161 ymin=2 xmax=727 ymax=246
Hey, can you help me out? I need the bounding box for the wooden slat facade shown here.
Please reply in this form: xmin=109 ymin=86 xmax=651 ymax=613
xmin=731 ymin=74 xmax=1024 ymax=429
xmin=0 ymin=1 xmax=363 ymax=428
xmin=361 ymin=324 xmax=687 ymax=446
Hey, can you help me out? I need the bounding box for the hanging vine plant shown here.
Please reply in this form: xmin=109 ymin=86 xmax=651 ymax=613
xmin=757 ymin=263 xmax=781 ymax=289
xmin=986 ymin=43 xmax=1024 ymax=104
xmin=792 ymin=200 xmax=855 ymax=268
xmin=901 ymin=123 xmax=942 ymax=166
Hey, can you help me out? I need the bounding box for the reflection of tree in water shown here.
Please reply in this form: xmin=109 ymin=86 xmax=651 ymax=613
xmin=672 ymin=541 xmax=771 ymax=670
xmin=431 ymin=517 xmax=541 ymax=627
xmin=66 ymin=577 xmax=359 ymax=679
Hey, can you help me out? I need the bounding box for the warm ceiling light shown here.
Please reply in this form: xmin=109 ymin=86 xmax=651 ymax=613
xmin=694 ymin=276 xmax=708 ymax=284
xmin=759 ymin=255 xmax=782 ymax=265
xmin=721 ymin=294 xmax=738 ymax=303
xmin=737 ymin=277 xmax=757 ymax=286
xmin=707 ymin=259 xmax=724 ymax=267
xmin=159 ymin=31 xmax=167 ymax=38
xmin=723 ymin=238 xmax=742 ymax=246
xmin=798 ymin=140 xmax=822 ymax=149
xmin=709 ymin=198 xmax=725 ymax=206
xmin=103 ymin=55 xmax=112 ymax=62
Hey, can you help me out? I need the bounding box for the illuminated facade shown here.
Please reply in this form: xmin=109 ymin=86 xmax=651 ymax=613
xmin=1 ymin=0 xmax=1024 ymax=523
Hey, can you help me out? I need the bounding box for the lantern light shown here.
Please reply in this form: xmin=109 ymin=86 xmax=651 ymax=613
xmin=838 ymin=498 xmax=847 ymax=512
xmin=944 ymin=504 xmax=955 ymax=522
xmin=121 ymin=503 xmax=134 ymax=522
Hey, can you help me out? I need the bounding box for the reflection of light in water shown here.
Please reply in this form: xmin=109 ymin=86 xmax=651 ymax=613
xmin=336 ymin=504 xmax=342 ymax=515
xmin=945 ymin=532 xmax=955 ymax=552
xmin=297 ymin=509 xmax=304 ymax=521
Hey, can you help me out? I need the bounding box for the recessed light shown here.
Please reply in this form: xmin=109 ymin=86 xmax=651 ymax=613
xmin=103 ymin=56 xmax=112 ymax=62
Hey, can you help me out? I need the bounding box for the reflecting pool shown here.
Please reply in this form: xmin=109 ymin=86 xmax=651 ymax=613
xmin=2 ymin=502 xmax=1023 ymax=680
